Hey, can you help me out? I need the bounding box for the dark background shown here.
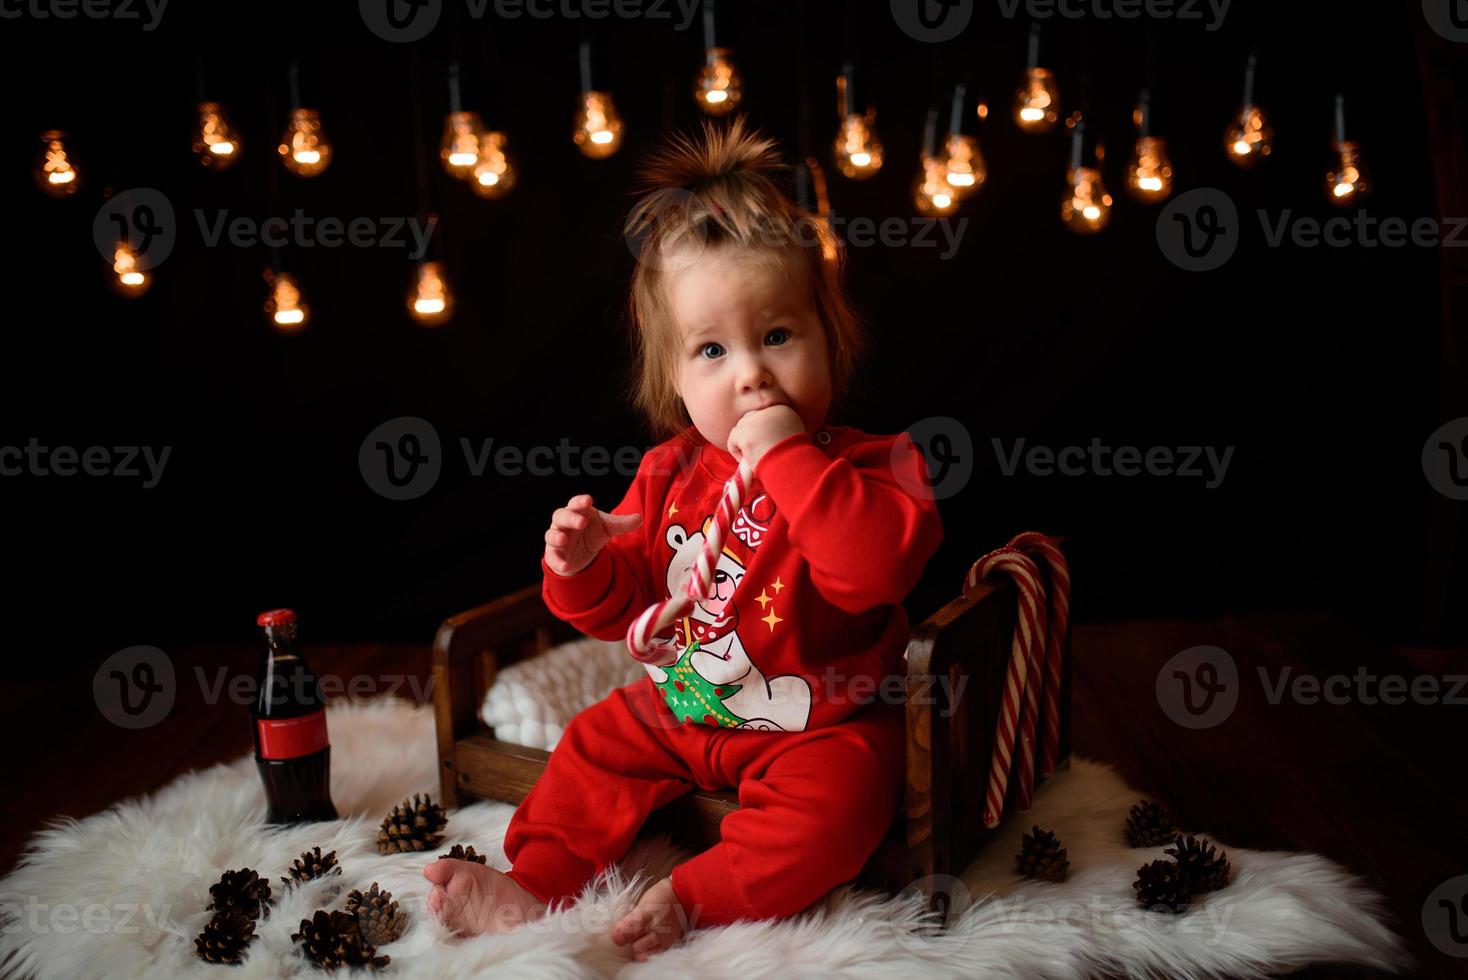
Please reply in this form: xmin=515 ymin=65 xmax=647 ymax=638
xmin=2 ymin=0 xmax=1461 ymax=667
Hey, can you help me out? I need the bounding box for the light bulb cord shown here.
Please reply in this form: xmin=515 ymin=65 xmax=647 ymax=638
xmin=948 ymin=83 xmax=966 ymax=139
xmin=924 ymin=107 xmax=939 ymax=158
xmin=578 ymin=40 xmax=593 ymax=94
xmin=703 ymin=0 xmax=716 ymax=51
xmin=838 ymin=62 xmax=854 ymax=119
xmin=288 ymin=59 xmax=301 ymax=110
xmin=1334 ymin=93 xmax=1347 ymax=145
xmin=448 ymin=61 xmax=463 ymax=116
xmin=1242 ymin=51 xmax=1257 ymax=110
xmin=1069 ymin=115 xmax=1085 ymax=171
xmin=1026 ymin=21 xmax=1041 ymax=70
xmin=1138 ymin=88 xmax=1151 ymax=138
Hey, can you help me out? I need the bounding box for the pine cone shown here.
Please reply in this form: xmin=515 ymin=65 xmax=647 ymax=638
xmin=438 ymin=843 xmax=488 ymax=865
xmin=1134 ymin=858 xmax=1192 ymax=913
xmin=1165 ymin=834 xmax=1231 ymax=893
xmin=1015 ymin=825 xmax=1069 ymax=882
xmin=1125 ymin=800 xmax=1180 ymax=847
xmin=281 ymin=847 xmax=342 ymax=890
xmin=347 ymin=882 xmax=406 ymax=947
xmin=291 ymin=908 xmax=391 ymax=972
xmin=195 ymin=909 xmax=257 ymax=965
xmin=377 ymin=793 xmax=447 ymax=854
xmin=206 ymin=868 xmax=273 ymax=920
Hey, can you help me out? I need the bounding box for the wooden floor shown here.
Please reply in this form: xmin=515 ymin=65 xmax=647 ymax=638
xmin=5 ymin=614 xmax=1463 ymax=978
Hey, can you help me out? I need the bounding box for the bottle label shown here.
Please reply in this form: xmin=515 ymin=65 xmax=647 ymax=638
xmin=257 ymin=709 xmax=329 ymax=760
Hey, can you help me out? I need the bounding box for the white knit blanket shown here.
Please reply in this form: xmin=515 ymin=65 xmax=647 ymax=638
xmin=0 ymin=696 xmax=1412 ymax=978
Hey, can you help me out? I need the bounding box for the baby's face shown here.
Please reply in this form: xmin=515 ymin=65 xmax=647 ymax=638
xmin=668 ymin=247 xmax=832 ymax=453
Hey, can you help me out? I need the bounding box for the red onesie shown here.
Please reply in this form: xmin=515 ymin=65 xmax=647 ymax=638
xmin=504 ymin=421 xmax=943 ymax=926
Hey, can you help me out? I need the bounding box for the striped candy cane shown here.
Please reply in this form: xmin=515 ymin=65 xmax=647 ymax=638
xmin=626 ymin=457 xmax=756 ymax=664
xmin=964 ymin=532 xmax=1071 ymax=828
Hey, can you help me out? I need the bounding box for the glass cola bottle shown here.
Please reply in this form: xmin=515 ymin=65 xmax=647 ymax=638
xmin=253 ymin=608 xmax=337 ymax=823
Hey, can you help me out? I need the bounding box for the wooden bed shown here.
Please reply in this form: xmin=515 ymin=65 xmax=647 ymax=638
xmin=431 ymin=568 xmax=1071 ymax=918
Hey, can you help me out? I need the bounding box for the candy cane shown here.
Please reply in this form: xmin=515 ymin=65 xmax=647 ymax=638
xmin=1007 ymin=532 xmax=1071 ymax=778
xmin=965 ymin=547 xmax=1046 ymax=828
xmin=626 ymin=457 xmax=756 ymax=663
xmin=964 ymin=532 xmax=1069 ymax=828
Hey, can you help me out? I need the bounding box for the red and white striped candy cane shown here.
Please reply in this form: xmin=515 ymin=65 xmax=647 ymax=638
xmin=965 ymin=532 xmax=1071 ymax=828
xmin=1007 ymin=532 xmax=1071 ymax=778
xmin=626 ymin=457 xmax=756 ymax=664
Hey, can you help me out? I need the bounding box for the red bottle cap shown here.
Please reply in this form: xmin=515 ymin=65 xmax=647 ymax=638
xmin=257 ymin=608 xmax=297 ymax=628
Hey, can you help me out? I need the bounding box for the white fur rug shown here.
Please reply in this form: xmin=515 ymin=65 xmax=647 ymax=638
xmin=0 ymin=699 xmax=1413 ymax=979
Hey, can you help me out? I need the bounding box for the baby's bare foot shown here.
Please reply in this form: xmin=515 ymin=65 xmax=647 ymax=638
xmin=610 ymin=877 xmax=688 ymax=961
xmin=423 ymin=858 xmax=546 ymax=936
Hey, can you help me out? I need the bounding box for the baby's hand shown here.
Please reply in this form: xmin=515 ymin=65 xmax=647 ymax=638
xmin=544 ymin=494 xmax=643 ymax=577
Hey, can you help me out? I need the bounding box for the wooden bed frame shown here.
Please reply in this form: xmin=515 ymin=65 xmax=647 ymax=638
xmin=431 ymin=570 xmax=1071 ymax=917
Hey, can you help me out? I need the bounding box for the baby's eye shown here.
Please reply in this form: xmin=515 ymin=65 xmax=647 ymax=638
xmin=699 ymin=342 xmax=725 ymax=360
xmin=766 ymin=328 xmax=791 ymax=346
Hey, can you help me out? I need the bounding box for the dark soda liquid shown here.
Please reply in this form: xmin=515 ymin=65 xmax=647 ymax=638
xmin=253 ymin=614 xmax=338 ymax=824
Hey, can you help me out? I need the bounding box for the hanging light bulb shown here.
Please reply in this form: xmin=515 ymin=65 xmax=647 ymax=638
xmin=278 ymin=107 xmax=332 ymax=176
xmin=913 ymin=108 xmax=956 ymax=214
xmin=278 ymin=62 xmax=331 ymax=176
xmin=408 ymin=261 xmax=453 ymax=326
xmin=694 ymin=0 xmax=740 ymax=115
xmin=265 ymin=271 xmax=309 ymax=330
xmin=193 ymin=102 xmax=241 ymax=169
xmin=574 ymin=91 xmax=623 ymax=158
xmin=937 ymin=85 xmax=985 ymax=201
xmin=35 ymin=130 xmax=81 ymax=197
xmin=1125 ymin=90 xmax=1173 ymax=202
xmin=574 ymin=43 xmax=623 ymax=158
xmin=440 ymin=63 xmax=484 ymax=178
xmin=1014 ymin=23 xmax=1060 ymax=133
xmin=1061 ymin=114 xmax=1112 ymax=234
xmin=470 ymin=131 xmax=516 ymax=198
xmin=833 ymin=64 xmax=883 ymax=179
xmin=442 ymin=111 xmax=484 ymax=178
xmin=695 ymin=47 xmax=742 ymax=115
xmin=1224 ymin=53 xmax=1272 ymax=167
xmin=110 ymin=242 xmax=150 ymax=297
xmin=1326 ymin=94 xmax=1369 ymax=206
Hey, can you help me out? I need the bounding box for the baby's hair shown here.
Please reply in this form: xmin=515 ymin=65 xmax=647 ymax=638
xmin=622 ymin=116 xmax=869 ymax=443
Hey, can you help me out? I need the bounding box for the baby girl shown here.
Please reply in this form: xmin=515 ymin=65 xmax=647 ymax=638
xmin=422 ymin=117 xmax=943 ymax=959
